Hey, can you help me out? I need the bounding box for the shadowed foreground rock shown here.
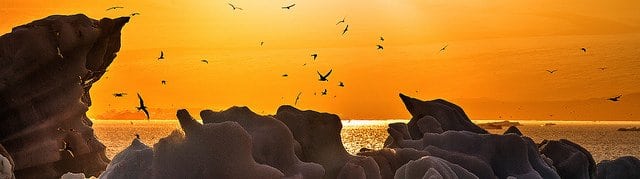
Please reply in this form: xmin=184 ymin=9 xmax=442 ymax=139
xmin=0 ymin=14 xmax=128 ymax=178
xmin=394 ymin=156 xmax=478 ymax=179
xmin=596 ymin=156 xmax=640 ymax=179
xmin=275 ymin=105 xmax=381 ymax=179
xmin=98 ymin=139 xmax=152 ymax=179
xmin=540 ymin=139 xmax=596 ymax=179
xmin=200 ymin=107 xmax=324 ymax=179
xmin=1 ymin=144 xmax=14 ymax=179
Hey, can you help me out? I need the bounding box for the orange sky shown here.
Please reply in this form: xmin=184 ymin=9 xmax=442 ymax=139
xmin=2 ymin=0 xmax=640 ymax=120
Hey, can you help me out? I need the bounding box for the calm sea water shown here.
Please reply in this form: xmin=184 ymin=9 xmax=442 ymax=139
xmin=92 ymin=120 xmax=640 ymax=163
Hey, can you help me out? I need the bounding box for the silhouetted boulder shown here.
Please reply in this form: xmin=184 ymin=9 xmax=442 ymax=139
xmin=357 ymin=148 xmax=431 ymax=179
xmin=388 ymin=130 xmax=560 ymax=179
xmin=0 ymin=14 xmax=128 ymax=178
xmin=596 ymin=156 xmax=640 ymax=179
xmin=540 ymin=139 xmax=596 ymax=179
xmin=394 ymin=156 xmax=478 ymax=179
xmin=98 ymin=139 xmax=153 ymax=179
xmin=275 ymin=105 xmax=381 ymax=179
xmin=150 ymin=109 xmax=284 ymax=178
xmin=200 ymin=106 xmax=324 ymax=179
xmin=504 ymin=126 xmax=523 ymax=136
xmin=398 ymin=94 xmax=487 ymax=140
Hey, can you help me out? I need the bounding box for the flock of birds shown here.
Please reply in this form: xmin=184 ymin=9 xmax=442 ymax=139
xmin=102 ymin=3 xmax=625 ymax=121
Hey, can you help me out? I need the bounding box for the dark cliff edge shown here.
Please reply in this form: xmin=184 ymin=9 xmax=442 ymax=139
xmin=0 ymin=14 xmax=129 ymax=178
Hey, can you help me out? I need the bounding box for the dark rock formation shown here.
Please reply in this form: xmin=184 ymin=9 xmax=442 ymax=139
xmin=398 ymin=94 xmax=487 ymax=140
xmin=388 ymin=130 xmax=560 ymax=179
xmin=0 ymin=144 xmax=14 ymax=179
xmin=0 ymin=14 xmax=128 ymax=178
xmin=98 ymin=139 xmax=152 ymax=179
xmin=357 ymin=148 xmax=430 ymax=179
xmin=275 ymin=105 xmax=381 ymax=179
xmin=150 ymin=110 xmax=284 ymax=178
xmin=540 ymin=139 xmax=596 ymax=179
xmin=394 ymin=156 xmax=478 ymax=179
xmin=504 ymin=126 xmax=523 ymax=136
xmin=199 ymin=107 xmax=324 ymax=179
xmin=596 ymin=156 xmax=640 ymax=179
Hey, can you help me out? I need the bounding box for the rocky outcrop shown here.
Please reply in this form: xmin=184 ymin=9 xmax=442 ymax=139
xmin=0 ymin=144 xmax=14 ymax=179
xmin=539 ymin=139 xmax=596 ymax=179
xmin=150 ymin=110 xmax=285 ymax=178
xmin=388 ymin=130 xmax=560 ymax=179
xmin=397 ymin=94 xmax=487 ymax=140
xmin=200 ymin=107 xmax=324 ymax=179
xmin=357 ymin=148 xmax=430 ymax=179
xmin=394 ymin=156 xmax=478 ymax=179
xmin=275 ymin=105 xmax=381 ymax=179
xmin=98 ymin=139 xmax=152 ymax=179
xmin=0 ymin=14 xmax=128 ymax=178
xmin=596 ymin=156 xmax=640 ymax=179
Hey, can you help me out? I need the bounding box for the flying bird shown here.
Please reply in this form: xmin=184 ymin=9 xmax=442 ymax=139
xmin=113 ymin=93 xmax=127 ymax=97
xmin=59 ymin=141 xmax=74 ymax=158
xmin=260 ymin=41 xmax=264 ymax=46
xmin=338 ymin=81 xmax=344 ymax=87
xmin=294 ymin=92 xmax=302 ymax=105
xmin=546 ymin=69 xmax=558 ymax=74
xmin=282 ymin=4 xmax=296 ymax=9
xmin=130 ymin=12 xmax=140 ymax=16
xmin=311 ymin=53 xmax=318 ymax=60
xmin=608 ymin=95 xmax=622 ymax=102
xmin=157 ymin=51 xmax=164 ymax=60
xmin=440 ymin=45 xmax=448 ymax=52
xmin=581 ymin=48 xmax=587 ymax=52
xmin=161 ymin=80 xmax=167 ymax=85
xmin=342 ymin=25 xmax=349 ymax=35
xmin=135 ymin=133 xmax=140 ymax=139
xmin=380 ymin=36 xmax=385 ymax=42
xmin=136 ymin=93 xmax=150 ymax=120
xmin=597 ymin=67 xmax=607 ymax=71
xmin=228 ymin=3 xmax=243 ymax=10
xmin=201 ymin=59 xmax=209 ymax=64
xmin=282 ymin=74 xmax=288 ymax=77
xmin=376 ymin=44 xmax=384 ymax=50
xmin=336 ymin=17 xmax=345 ymax=25
xmin=321 ymin=89 xmax=328 ymax=95
xmin=106 ymin=6 xmax=124 ymax=11
xmin=317 ymin=69 xmax=332 ymax=81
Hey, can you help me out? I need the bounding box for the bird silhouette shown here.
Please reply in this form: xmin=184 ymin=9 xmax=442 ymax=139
xmin=136 ymin=93 xmax=150 ymax=120
xmin=311 ymin=53 xmax=318 ymax=60
xmin=130 ymin=12 xmax=140 ymax=16
xmin=338 ymin=81 xmax=344 ymax=87
xmin=157 ymin=51 xmax=164 ymax=60
xmin=260 ymin=41 xmax=264 ymax=46
xmin=342 ymin=25 xmax=349 ymax=35
xmin=282 ymin=4 xmax=296 ymax=9
xmin=59 ymin=141 xmax=74 ymax=158
xmin=135 ymin=133 xmax=140 ymax=139
xmin=302 ymin=63 xmax=307 ymax=66
xmin=336 ymin=17 xmax=345 ymax=25
xmin=282 ymin=74 xmax=288 ymax=77
xmin=321 ymin=89 xmax=328 ymax=95
xmin=597 ymin=67 xmax=607 ymax=71
xmin=376 ymin=44 xmax=384 ymax=50
xmin=106 ymin=6 xmax=124 ymax=11
xmin=228 ymin=3 xmax=243 ymax=10
xmin=317 ymin=69 xmax=332 ymax=81
xmin=440 ymin=45 xmax=448 ymax=52
xmin=380 ymin=36 xmax=385 ymax=42
xmin=201 ymin=59 xmax=209 ymax=64
xmin=608 ymin=95 xmax=622 ymax=102
xmin=161 ymin=80 xmax=167 ymax=85
xmin=546 ymin=69 xmax=558 ymax=74
xmin=113 ymin=93 xmax=127 ymax=97
xmin=581 ymin=48 xmax=587 ymax=52
xmin=294 ymin=92 xmax=302 ymax=105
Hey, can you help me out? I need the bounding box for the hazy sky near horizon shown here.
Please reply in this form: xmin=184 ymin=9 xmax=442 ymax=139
xmin=2 ymin=0 xmax=639 ymax=120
